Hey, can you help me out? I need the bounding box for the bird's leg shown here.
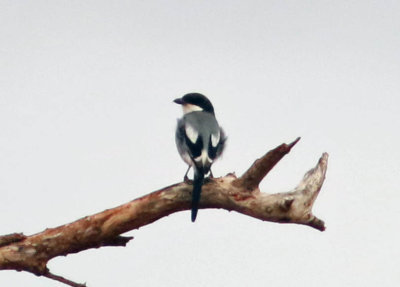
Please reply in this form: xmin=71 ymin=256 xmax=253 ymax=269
xmin=183 ymin=166 xmax=191 ymax=183
xmin=204 ymin=168 xmax=214 ymax=184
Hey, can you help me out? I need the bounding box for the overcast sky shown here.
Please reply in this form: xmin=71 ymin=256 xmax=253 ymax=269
xmin=1 ymin=1 xmax=399 ymax=286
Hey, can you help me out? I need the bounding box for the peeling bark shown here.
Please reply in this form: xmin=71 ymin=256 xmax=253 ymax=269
xmin=0 ymin=139 xmax=328 ymax=286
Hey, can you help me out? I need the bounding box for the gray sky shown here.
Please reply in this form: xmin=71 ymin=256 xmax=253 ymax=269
xmin=1 ymin=1 xmax=399 ymax=286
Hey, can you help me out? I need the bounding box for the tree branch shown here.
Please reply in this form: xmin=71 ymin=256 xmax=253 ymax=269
xmin=234 ymin=137 xmax=301 ymax=190
xmin=0 ymin=233 xmax=26 ymax=248
xmin=43 ymin=271 xmax=87 ymax=287
xmin=0 ymin=139 xmax=328 ymax=286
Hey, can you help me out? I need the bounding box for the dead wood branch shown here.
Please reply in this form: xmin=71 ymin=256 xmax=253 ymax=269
xmin=0 ymin=138 xmax=328 ymax=286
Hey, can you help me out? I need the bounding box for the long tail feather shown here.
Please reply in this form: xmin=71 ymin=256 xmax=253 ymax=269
xmin=191 ymin=169 xmax=204 ymax=222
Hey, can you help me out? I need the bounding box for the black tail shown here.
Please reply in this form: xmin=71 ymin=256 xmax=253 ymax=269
xmin=191 ymin=169 xmax=204 ymax=222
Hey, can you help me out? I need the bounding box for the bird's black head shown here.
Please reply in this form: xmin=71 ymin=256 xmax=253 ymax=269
xmin=174 ymin=93 xmax=215 ymax=115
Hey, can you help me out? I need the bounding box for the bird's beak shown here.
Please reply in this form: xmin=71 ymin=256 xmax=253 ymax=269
xmin=173 ymin=98 xmax=184 ymax=105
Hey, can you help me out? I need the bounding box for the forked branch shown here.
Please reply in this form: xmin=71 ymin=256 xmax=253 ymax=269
xmin=0 ymin=138 xmax=328 ymax=286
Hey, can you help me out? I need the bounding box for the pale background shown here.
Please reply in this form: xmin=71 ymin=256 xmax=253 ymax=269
xmin=1 ymin=1 xmax=399 ymax=286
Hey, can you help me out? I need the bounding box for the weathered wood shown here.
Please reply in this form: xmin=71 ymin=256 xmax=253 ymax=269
xmin=0 ymin=139 xmax=328 ymax=287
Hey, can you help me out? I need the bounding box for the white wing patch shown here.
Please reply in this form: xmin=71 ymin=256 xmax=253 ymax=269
xmin=211 ymin=131 xmax=220 ymax=147
xmin=185 ymin=124 xmax=198 ymax=144
xmin=194 ymin=149 xmax=213 ymax=166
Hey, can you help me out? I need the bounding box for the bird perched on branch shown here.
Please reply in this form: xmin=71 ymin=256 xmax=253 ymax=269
xmin=174 ymin=93 xmax=226 ymax=222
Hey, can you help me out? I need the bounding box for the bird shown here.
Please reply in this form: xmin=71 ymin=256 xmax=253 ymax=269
xmin=174 ymin=93 xmax=226 ymax=222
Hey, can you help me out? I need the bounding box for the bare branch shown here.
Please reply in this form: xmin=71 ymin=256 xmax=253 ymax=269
xmin=43 ymin=271 xmax=86 ymax=287
xmin=0 ymin=139 xmax=328 ymax=286
xmin=234 ymin=137 xmax=300 ymax=190
xmin=0 ymin=233 xmax=26 ymax=247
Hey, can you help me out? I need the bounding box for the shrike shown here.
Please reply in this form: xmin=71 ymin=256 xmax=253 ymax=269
xmin=174 ymin=93 xmax=226 ymax=222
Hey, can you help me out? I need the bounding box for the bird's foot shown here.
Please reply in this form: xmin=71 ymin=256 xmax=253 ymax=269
xmin=204 ymin=170 xmax=214 ymax=183
xmin=183 ymin=175 xmax=192 ymax=184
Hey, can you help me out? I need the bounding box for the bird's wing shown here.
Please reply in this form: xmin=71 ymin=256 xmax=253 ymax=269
xmin=208 ymin=127 xmax=226 ymax=161
xmin=215 ymin=127 xmax=226 ymax=159
xmin=177 ymin=119 xmax=203 ymax=160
